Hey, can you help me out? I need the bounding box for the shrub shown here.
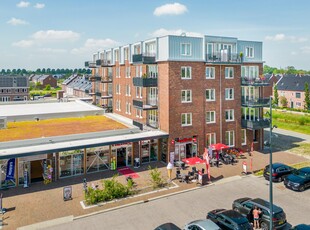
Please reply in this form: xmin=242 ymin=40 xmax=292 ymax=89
xmin=148 ymin=166 xmax=165 ymax=189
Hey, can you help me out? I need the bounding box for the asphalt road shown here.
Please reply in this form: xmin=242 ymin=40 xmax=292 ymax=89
xmin=45 ymin=175 xmax=310 ymax=230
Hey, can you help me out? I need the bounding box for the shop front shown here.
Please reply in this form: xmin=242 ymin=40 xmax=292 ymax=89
xmin=174 ymin=138 xmax=197 ymax=161
xmin=141 ymin=139 xmax=158 ymax=164
xmin=59 ymin=150 xmax=84 ymax=178
xmin=86 ymin=146 xmax=110 ymax=173
xmin=111 ymin=143 xmax=132 ymax=168
xmin=0 ymin=159 xmax=16 ymax=189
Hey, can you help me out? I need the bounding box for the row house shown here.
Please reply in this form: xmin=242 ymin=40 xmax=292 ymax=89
xmin=0 ymin=75 xmax=29 ymax=102
xmin=30 ymin=74 xmax=57 ymax=88
xmin=62 ymin=74 xmax=92 ymax=98
xmin=85 ymin=34 xmax=268 ymax=163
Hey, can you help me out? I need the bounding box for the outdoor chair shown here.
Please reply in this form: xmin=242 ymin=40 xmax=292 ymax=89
xmin=176 ymin=170 xmax=182 ymax=179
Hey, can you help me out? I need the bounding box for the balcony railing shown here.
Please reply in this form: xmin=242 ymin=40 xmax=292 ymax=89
xmin=85 ymin=61 xmax=96 ymax=68
xmin=89 ymin=75 xmax=101 ymax=81
xmin=241 ymin=118 xmax=270 ymax=130
xmin=133 ymin=77 xmax=158 ymax=87
xmin=241 ymin=77 xmax=269 ymax=86
xmin=241 ymin=97 xmax=270 ymax=107
xmin=133 ymin=120 xmax=143 ymax=130
xmin=206 ymin=52 xmax=241 ymax=63
xmin=132 ymin=53 xmax=156 ymax=64
xmin=133 ymin=99 xmax=158 ymax=110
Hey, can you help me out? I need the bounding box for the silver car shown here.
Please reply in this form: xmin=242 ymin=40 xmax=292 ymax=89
xmin=184 ymin=219 xmax=221 ymax=230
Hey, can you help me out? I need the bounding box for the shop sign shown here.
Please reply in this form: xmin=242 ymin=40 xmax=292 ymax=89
xmin=20 ymin=154 xmax=47 ymax=162
xmin=5 ymin=159 xmax=15 ymax=181
xmin=63 ymin=186 xmax=72 ymax=201
xmin=177 ymin=138 xmax=192 ymax=143
xmin=112 ymin=143 xmax=131 ymax=147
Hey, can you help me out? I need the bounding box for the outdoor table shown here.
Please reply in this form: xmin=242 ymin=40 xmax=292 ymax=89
xmin=174 ymin=161 xmax=185 ymax=168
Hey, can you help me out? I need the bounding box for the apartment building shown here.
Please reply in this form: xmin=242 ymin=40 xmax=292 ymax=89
xmin=85 ymin=34 xmax=268 ymax=163
xmin=0 ymin=75 xmax=29 ymax=102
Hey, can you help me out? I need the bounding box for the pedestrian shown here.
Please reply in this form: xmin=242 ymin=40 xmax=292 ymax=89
xmin=252 ymin=206 xmax=261 ymax=229
xmin=166 ymin=162 xmax=174 ymax=182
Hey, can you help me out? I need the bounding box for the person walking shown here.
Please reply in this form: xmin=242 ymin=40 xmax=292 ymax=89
xmin=252 ymin=206 xmax=261 ymax=229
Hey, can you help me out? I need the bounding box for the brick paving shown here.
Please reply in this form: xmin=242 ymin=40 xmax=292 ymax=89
xmin=1 ymin=150 xmax=309 ymax=230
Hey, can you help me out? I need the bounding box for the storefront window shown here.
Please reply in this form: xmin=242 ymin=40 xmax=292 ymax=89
xmin=161 ymin=139 xmax=168 ymax=162
xmin=18 ymin=160 xmax=30 ymax=185
xmin=150 ymin=140 xmax=158 ymax=162
xmin=0 ymin=159 xmax=16 ymax=189
xmin=86 ymin=146 xmax=109 ymax=173
xmin=141 ymin=141 xmax=150 ymax=164
xmin=59 ymin=150 xmax=84 ymax=178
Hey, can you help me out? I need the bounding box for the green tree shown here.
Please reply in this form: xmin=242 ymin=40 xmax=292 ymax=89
xmin=286 ymin=66 xmax=297 ymax=75
xmin=273 ymin=85 xmax=279 ymax=106
xmin=305 ymin=82 xmax=310 ymax=110
xmin=44 ymin=84 xmax=51 ymax=90
xmin=280 ymin=96 xmax=288 ymax=108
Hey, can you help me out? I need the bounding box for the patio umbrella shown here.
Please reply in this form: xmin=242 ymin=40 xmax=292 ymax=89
xmin=209 ymin=143 xmax=229 ymax=151
xmin=182 ymin=157 xmax=205 ymax=165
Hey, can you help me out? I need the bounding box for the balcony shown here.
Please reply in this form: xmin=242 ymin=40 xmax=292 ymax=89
xmin=89 ymin=75 xmax=101 ymax=81
xmin=132 ymin=53 xmax=156 ymax=64
xmin=95 ymin=92 xmax=101 ymax=97
xmin=241 ymin=77 xmax=269 ymax=86
xmin=101 ymin=93 xmax=113 ymax=99
xmin=101 ymin=76 xmax=112 ymax=83
xmin=205 ymin=52 xmax=241 ymax=63
xmin=133 ymin=99 xmax=158 ymax=110
xmin=241 ymin=118 xmax=270 ymax=130
xmin=133 ymin=77 xmax=157 ymax=87
xmin=85 ymin=61 xmax=96 ymax=68
xmin=241 ymin=97 xmax=270 ymax=107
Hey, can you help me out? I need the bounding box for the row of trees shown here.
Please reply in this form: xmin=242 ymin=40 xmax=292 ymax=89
xmin=264 ymin=65 xmax=310 ymax=75
xmin=273 ymin=82 xmax=310 ymax=110
xmin=0 ymin=68 xmax=91 ymax=75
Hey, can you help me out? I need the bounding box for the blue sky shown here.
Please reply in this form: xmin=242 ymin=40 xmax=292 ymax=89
xmin=1 ymin=0 xmax=309 ymax=70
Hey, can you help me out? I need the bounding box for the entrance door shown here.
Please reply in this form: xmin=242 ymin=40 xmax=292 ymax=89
xmin=117 ymin=147 xmax=126 ymax=168
xmin=291 ymin=101 xmax=294 ymax=108
xmin=126 ymin=146 xmax=132 ymax=166
xmin=186 ymin=143 xmax=192 ymax=158
xmin=31 ymin=160 xmax=43 ymax=183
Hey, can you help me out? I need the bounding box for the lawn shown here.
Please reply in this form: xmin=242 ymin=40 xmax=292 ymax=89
xmin=0 ymin=116 xmax=128 ymax=142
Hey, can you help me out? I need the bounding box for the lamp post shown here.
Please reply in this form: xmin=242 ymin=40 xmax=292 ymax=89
xmin=268 ymin=96 xmax=273 ymax=230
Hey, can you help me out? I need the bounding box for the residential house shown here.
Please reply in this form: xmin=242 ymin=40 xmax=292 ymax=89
xmin=0 ymin=75 xmax=29 ymax=102
xmin=31 ymin=74 xmax=57 ymax=88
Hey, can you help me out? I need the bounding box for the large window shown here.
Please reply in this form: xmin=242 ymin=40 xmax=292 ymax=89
xmin=126 ymin=102 xmax=131 ymax=114
xmin=225 ymin=109 xmax=234 ymax=121
xmin=116 ymin=100 xmax=121 ymax=111
xmin=136 ymin=108 xmax=142 ymax=118
xmin=206 ymin=111 xmax=216 ymax=123
xmin=225 ymin=131 xmax=235 ymax=146
xmin=86 ymin=146 xmax=110 ymax=173
xmin=59 ymin=150 xmax=84 ymax=178
xmin=206 ymin=133 xmax=216 ymax=146
xmin=206 ymin=67 xmax=215 ymax=79
xmin=206 ymin=89 xmax=215 ymax=101
xmin=241 ymin=66 xmax=259 ymax=78
xmin=225 ymin=67 xmax=234 ymax=79
xmin=181 ymin=113 xmax=192 ymax=126
xmin=181 ymin=67 xmax=192 ymax=79
xmin=126 ymin=67 xmax=131 ymax=78
xmin=225 ymin=88 xmax=234 ymax=100
xmin=181 ymin=43 xmax=191 ymax=56
xmin=241 ymin=129 xmax=246 ymax=145
xmin=181 ymin=90 xmax=192 ymax=103
xmin=296 ymin=92 xmax=301 ymax=98
xmin=246 ymin=47 xmax=254 ymax=58
xmin=136 ymin=86 xmax=142 ymax=98
xmin=116 ymin=84 xmax=120 ymax=95
xmin=126 ymin=85 xmax=131 ymax=96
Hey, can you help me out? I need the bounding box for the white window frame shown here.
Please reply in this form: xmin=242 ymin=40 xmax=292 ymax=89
xmin=181 ymin=90 xmax=192 ymax=103
xmin=116 ymin=84 xmax=121 ymax=95
xmin=225 ymin=109 xmax=234 ymax=122
xmin=225 ymin=88 xmax=234 ymax=100
xmin=246 ymin=47 xmax=254 ymax=58
xmin=206 ymin=133 xmax=216 ymax=146
xmin=206 ymin=111 xmax=216 ymax=124
xmin=181 ymin=113 xmax=192 ymax=126
xmin=241 ymin=129 xmax=246 ymax=145
xmin=225 ymin=67 xmax=234 ymax=79
xmin=116 ymin=100 xmax=121 ymax=111
xmin=135 ymin=108 xmax=142 ymax=118
xmin=181 ymin=66 xmax=192 ymax=79
xmin=125 ymin=102 xmax=131 ymax=114
xmin=225 ymin=130 xmax=235 ymax=147
xmin=206 ymin=89 xmax=215 ymax=101
xmin=126 ymin=85 xmax=131 ymax=96
xmin=205 ymin=67 xmax=215 ymax=79
xmin=125 ymin=66 xmax=131 ymax=78
xmin=116 ymin=67 xmax=120 ymax=78
xmin=136 ymin=86 xmax=142 ymax=98
xmin=181 ymin=43 xmax=191 ymax=56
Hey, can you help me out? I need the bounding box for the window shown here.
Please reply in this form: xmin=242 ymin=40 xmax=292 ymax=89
xmin=124 ymin=47 xmax=129 ymax=60
xmin=206 ymin=133 xmax=216 ymax=146
xmin=225 ymin=88 xmax=234 ymax=100
xmin=181 ymin=90 xmax=192 ymax=103
xmin=114 ymin=50 xmax=119 ymax=62
xmin=206 ymin=111 xmax=216 ymax=123
xmin=126 ymin=102 xmax=131 ymax=114
xmin=253 ymin=130 xmax=258 ymax=142
xmin=206 ymin=89 xmax=215 ymax=101
xmin=116 ymin=67 xmax=120 ymax=78
xmin=116 ymin=100 xmax=121 ymax=111
xmin=296 ymin=92 xmax=301 ymax=98
xmin=181 ymin=113 xmax=192 ymax=126
xmin=136 ymin=65 xmax=142 ymax=77
xmin=116 ymin=84 xmax=120 ymax=95
xmin=241 ymin=129 xmax=246 ymax=145
xmin=126 ymin=67 xmax=131 ymax=78
xmin=241 ymin=66 xmax=259 ymax=78
xmin=205 ymin=67 xmax=215 ymax=79
xmin=181 ymin=67 xmax=192 ymax=79
xmin=246 ymin=47 xmax=254 ymax=58
xmin=135 ymin=108 xmax=142 ymax=118
xmin=225 ymin=109 xmax=234 ymax=121
xmin=225 ymin=130 xmax=234 ymax=146
xmin=136 ymin=86 xmax=142 ymax=98
xmin=225 ymin=67 xmax=234 ymax=79
xmin=125 ymin=85 xmax=131 ymax=96
xmin=181 ymin=43 xmax=191 ymax=56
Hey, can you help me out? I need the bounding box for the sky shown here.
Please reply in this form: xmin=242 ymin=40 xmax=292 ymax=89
xmin=0 ymin=0 xmax=310 ymax=70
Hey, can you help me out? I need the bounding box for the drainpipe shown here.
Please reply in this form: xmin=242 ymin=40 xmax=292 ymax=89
xmin=220 ymin=65 xmax=222 ymax=143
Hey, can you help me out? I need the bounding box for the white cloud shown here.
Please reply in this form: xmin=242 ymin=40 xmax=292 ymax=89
xmin=150 ymin=28 xmax=203 ymax=38
xmin=12 ymin=40 xmax=34 ymax=48
xmin=301 ymin=46 xmax=310 ymax=54
xmin=38 ymin=48 xmax=67 ymax=53
xmin=34 ymin=3 xmax=45 ymax=9
xmin=265 ymin=34 xmax=308 ymax=43
xmin=32 ymin=30 xmax=80 ymax=42
xmin=154 ymin=3 xmax=187 ymax=16
xmin=71 ymin=38 xmax=120 ymax=55
xmin=17 ymin=1 xmax=30 ymax=8
xmin=7 ymin=17 xmax=28 ymax=26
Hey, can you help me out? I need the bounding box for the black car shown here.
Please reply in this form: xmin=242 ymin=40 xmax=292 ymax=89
xmin=206 ymin=209 xmax=253 ymax=230
xmin=232 ymin=197 xmax=287 ymax=230
xmin=284 ymin=167 xmax=310 ymax=191
xmin=290 ymin=224 xmax=310 ymax=230
xmin=154 ymin=223 xmax=181 ymax=230
xmin=263 ymin=163 xmax=295 ymax=182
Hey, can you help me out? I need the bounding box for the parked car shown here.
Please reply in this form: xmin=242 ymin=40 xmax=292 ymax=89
xmin=263 ymin=163 xmax=296 ymax=182
xmin=232 ymin=197 xmax=287 ymax=230
xmin=284 ymin=167 xmax=310 ymax=192
xmin=154 ymin=222 xmax=181 ymax=230
xmin=290 ymin=224 xmax=310 ymax=230
xmin=183 ymin=219 xmax=220 ymax=230
xmin=206 ymin=209 xmax=252 ymax=230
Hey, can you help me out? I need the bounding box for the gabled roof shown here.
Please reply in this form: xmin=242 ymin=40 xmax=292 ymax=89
xmin=276 ymin=75 xmax=310 ymax=91
xmin=264 ymin=74 xmax=281 ymax=83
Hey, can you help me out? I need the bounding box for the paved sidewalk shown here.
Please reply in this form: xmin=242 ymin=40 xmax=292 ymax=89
xmin=1 ymin=150 xmax=309 ymax=230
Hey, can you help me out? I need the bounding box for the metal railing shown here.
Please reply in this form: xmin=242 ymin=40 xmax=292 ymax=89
xmin=205 ymin=52 xmax=241 ymax=63
xmin=241 ymin=97 xmax=270 ymax=107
